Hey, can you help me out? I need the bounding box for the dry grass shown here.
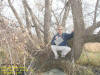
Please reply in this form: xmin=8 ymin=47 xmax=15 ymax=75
xmin=77 ymin=43 xmax=100 ymax=66
xmin=84 ymin=42 xmax=100 ymax=52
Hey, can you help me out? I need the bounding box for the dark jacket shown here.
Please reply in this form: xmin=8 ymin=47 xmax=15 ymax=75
xmin=51 ymin=32 xmax=74 ymax=46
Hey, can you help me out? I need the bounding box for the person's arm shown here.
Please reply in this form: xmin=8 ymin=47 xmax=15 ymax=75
xmin=51 ymin=35 xmax=56 ymax=45
xmin=65 ymin=32 xmax=74 ymax=40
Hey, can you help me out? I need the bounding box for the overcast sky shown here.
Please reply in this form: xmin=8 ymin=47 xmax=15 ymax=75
xmin=1 ymin=0 xmax=97 ymax=19
xmin=1 ymin=0 xmax=100 ymax=33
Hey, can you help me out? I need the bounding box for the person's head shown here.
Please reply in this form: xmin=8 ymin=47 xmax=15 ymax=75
xmin=57 ymin=25 xmax=63 ymax=35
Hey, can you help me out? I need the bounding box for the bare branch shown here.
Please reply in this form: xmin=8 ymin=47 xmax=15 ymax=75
xmin=44 ymin=0 xmax=51 ymax=45
xmin=59 ymin=0 xmax=67 ymax=17
xmin=34 ymin=15 xmax=43 ymax=26
xmin=51 ymin=9 xmax=59 ymax=25
xmin=33 ymin=15 xmax=44 ymax=33
xmin=22 ymin=0 xmax=34 ymax=39
xmin=23 ymin=0 xmax=44 ymax=48
xmin=98 ymin=31 xmax=100 ymax=35
xmin=8 ymin=0 xmax=39 ymax=49
xmin=85 ymin=0 xmax=100 ymax=35
xmin=92 ymin=0 xmax=99 ymax=26
xmin=61 ymin=0 xmax=70 ymax=29
xmin=23 ymin=0 xmax=42 ymax=43
xmin=8 ymin=0 xmax=24 ymax=29
xmin=84 ymin=34 xmax=100 ymax=43
xmin=85 ymin=21 xmax=100 ymax=35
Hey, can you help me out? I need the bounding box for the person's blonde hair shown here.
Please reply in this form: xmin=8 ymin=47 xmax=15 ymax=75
xmin=57 ymin=25 xmax=63 ymax=29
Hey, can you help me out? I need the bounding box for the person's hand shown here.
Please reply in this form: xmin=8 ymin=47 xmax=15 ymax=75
xmin=72 ymin=29 xmax=74 ymax=32
xmin=55 ymin=36 xmax=58 ymax=40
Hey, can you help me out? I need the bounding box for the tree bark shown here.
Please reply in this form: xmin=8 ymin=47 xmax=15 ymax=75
xmin=24 ymin=0 xmax=42 ymax=47
xmin=7 ymin=0 xmax=100 ymax=74
xmin=85 ymin=0 xmax=100 ymax=35
xmin=22 ymin=0 xmax=33 ymax=39
xmin=61 ymin=1 xmax=70 ymax=31
xmin=44 ymin=0 xmax=51 ymax=45
xmin=8 ymin=0 xmax=38 ymax=49
xmin=85 ymin=21 xmax=100 ymax=36
xmin=84 ymin=34 xmax=100 ymax=43
xmin=70 ymin=0 xmax=85 ymax=61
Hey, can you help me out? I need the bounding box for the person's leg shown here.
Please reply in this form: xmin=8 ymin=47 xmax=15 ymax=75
xmin=51 ymin=45 xmax=59 ymax=59
xmin=61 ymin=46 xmax=71 ymax=57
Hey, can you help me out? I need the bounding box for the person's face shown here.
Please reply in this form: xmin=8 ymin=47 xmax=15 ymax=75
xmin=57 ymin=27 xmax=63 ymax=35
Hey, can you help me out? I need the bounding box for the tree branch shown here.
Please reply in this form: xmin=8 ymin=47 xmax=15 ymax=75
xmin=51 ymin=9 xmax=59 ymax=25
xmin=22 ymin=0 xmax=33 ymax=39
xmin=44 ymin=0 xmax=51 ymax=45
xmin=8 ymin=0 xmax=39 ymax=49
xmin=85 ymin=0 xmax=100 ymax=35
xmin=61 ymin=0 xmax=70 ymax=29
xmin=84 ymin=34 xmax=100 ymax=43
xmin=23 ymin=0 xmax=42 ymax=44
xmin=92 ymin=0 xmax=99 ymax=26
xmin=85 ymin=21 xmax=100 ymax=35
xmin=8 ymin=0 xmax=24 ymax=29
xmin=98 ymin=31 xmax=100 ymax=35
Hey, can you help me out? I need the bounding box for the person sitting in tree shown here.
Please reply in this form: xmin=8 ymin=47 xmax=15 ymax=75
xmin=51 ymin=25 xmax=74 ymax=59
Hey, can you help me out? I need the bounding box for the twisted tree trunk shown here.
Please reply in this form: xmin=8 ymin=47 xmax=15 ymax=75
xmin=7 ymin=0 xmax=100 ymax=74
xmin=70 ymin=0 xmax=85 ymax=61
xmin=44 ymin=0 xmax=51 ymax=45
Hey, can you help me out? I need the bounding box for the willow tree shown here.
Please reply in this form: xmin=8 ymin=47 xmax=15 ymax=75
xmin=70 ymin=0 xmax=100 ymax=61
xmin=7 ymin=0 xmax=100 ymax=74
